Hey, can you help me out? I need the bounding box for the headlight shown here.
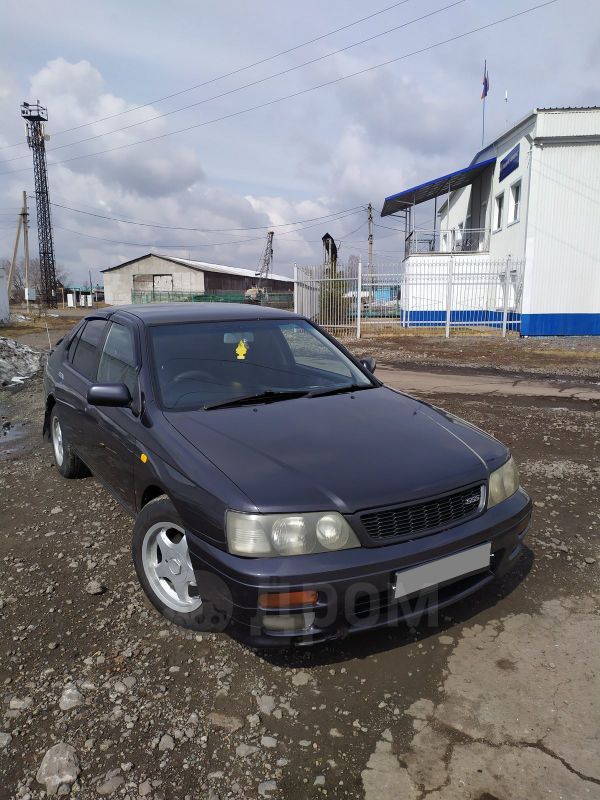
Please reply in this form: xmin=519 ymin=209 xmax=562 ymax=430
xmin=488 ymin=456 xmax=520 ymax=508
xmin=226 ymin=511 xmax=360 ymax=557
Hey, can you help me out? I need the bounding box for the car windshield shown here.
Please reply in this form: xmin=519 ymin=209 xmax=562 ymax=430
xmin=150 ymin=318 xmax=374 ymax=410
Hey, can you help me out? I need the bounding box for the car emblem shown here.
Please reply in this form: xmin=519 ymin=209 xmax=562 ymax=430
xmin=464 ymin=492 xmax=481 ymax=506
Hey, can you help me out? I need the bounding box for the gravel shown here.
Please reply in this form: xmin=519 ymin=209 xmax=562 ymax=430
xmin=158 ymin=734 xmax=175 ymax=752
xmin=0 ymin=732 xmax=12 ymax=749
xmin=58 ymin=685 xmax=84 ymax=712
xmin=0 ymin=352 xmax=597 ymax=799
xmin=84 ymin=579 xmax=106 ymax=595
xmin=35 ymin=743 xmax=80 ymax=797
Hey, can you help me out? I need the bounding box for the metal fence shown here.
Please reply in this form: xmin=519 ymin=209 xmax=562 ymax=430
xmin=405 ymin=228 xmax=491 ymax=256
xmin=295 ymin=257 xmax=524 ymax=338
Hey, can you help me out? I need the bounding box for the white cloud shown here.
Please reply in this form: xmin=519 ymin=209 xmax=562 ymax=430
xmin=0 ymin=58 xmax=338 ymax=281
xmin=1 ymin=0 xmax=599 ymax=285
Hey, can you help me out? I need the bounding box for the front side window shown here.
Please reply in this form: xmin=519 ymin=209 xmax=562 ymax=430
xmin=509 ymin=181 xmax=521 ymax=223
xmin=150 ymin=319 xmax=372 ymax=410
xmin=70 ymin=319 xmax=107 ymax=380
xmin=97 ymin=322 xmax=138 ymax=398
xmin=494 ymin=192 xmax=504 ymax=231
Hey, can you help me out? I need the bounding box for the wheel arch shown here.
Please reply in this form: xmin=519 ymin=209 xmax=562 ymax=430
xmin=140 ymin=484 xmax=169 ymax=510
xmin=43 ymin=394 xmax=56 ymax=440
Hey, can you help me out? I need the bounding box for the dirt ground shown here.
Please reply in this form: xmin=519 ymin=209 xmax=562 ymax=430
xmin=348 ymin=331 xmax=600 ymax=382
xmin=0 ymin=324 xmax=599 ymax=800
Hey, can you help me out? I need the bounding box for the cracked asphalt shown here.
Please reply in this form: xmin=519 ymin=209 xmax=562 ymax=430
xmin=0 ymin=327 xmax=598 ymax=800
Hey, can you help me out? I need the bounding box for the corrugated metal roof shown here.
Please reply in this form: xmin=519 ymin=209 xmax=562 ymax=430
xmin=380 ymin=158 xmax=496 ymax=216
xmin=536 ymin=106 xmax=600 ymax=111
xmin=101 ymin=252 xmax=293 ymax=283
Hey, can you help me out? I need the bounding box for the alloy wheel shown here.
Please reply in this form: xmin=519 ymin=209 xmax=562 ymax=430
xmin=141 ymin=522 xmax=202 ymax=612
xmin=52 ymin=416 xmax=64 ymax=466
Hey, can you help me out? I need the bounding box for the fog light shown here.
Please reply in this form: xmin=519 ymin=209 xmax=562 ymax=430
xmin=259 ymin=591 xmax=318 ymax=608
xmin=262 ymin=612 xmax=316 ymax=632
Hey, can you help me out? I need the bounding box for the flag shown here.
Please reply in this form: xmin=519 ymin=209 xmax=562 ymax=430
xmin=481 ymin=62 xmax=490 ymax=100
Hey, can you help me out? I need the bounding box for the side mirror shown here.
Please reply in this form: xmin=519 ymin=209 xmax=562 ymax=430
xmin=87 ymin=383 xmax=132 ymax=408
xmin=360 ymin=357 xmax=376 ymax=374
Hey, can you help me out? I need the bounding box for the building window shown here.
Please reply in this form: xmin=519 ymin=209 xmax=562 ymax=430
xmin=509 ymin=180 xmax=521 ymax=224
xmin=494 ymin=192 xmax=504 ymax=231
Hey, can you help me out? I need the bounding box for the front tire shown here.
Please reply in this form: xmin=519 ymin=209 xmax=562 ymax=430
xmin=50 ymin=409 xmax=88 ymax=478
xmin=132 ymin=496 xmax=232 ymax=632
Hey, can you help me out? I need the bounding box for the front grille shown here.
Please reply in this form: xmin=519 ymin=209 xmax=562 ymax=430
xmin=360 ymin=485 xmax=484 ymax=542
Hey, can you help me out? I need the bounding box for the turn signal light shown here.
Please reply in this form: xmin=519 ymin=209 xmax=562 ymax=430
xmin=258 ymin=590 xmax=318 ymax=609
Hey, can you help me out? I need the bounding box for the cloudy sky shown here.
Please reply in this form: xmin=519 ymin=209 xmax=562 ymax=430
xmin=1 ymin=0 xmax=598 ymax=285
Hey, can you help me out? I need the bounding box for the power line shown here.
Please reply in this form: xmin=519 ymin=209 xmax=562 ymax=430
xmin=0 ymin=1 xmax=558 ymax=177
xmin=53 ymin=224 xmax=268 ymax=249
xmin=1 ymin=1 xmax=463 ymax=164
xmin=374 ymin=221 xmax=405 ymax=232
xmin=48 ymin=201 xmax=366 ymax=232
xmin=336 ymin=219 xmax=368 ymax=243
xmin=52 ymin=208 xmax=365 ymax=249
xmin=0 ymin=0 xmax=414 ymax=151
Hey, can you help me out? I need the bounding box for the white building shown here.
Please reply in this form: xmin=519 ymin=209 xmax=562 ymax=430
xmin=381 ymin=107 xmax=600 ymax=335
xmin=102 ymin=253 xmax=293 ymax=306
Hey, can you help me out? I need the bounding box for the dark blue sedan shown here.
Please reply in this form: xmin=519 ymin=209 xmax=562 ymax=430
xmin=43 ymin=304 xmax=531 ymax=646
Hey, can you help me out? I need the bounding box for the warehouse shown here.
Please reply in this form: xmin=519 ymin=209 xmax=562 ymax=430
xmin=382 ymin=107 xmax=600 ymax=335
xmin=101 ymin=253 xmax=294 ymax=305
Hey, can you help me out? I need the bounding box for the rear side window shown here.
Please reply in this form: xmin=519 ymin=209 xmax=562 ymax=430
xmin=97 ymin=323 xmax=138 ymax=398
xmin=70 ymin=319 xmax=106 ymax=380
xmin=65 ymin=322 xmax=85 ymax=358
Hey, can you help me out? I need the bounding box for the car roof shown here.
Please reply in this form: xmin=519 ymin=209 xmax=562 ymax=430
xmin=91 ymin=303 xmax=301 ymax=325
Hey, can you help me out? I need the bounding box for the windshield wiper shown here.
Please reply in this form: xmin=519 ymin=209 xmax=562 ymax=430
xmin=204 ymin=389 xmax=309 ymax=410
xmin=307 ymin=383 xmax=374 ymax=398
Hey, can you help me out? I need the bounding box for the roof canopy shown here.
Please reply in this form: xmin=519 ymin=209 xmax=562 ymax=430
xmin=381 ymin=157 xmax=496 ymax=217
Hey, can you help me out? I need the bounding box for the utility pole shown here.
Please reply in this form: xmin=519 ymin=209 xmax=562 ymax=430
xmin=21 ymin=101 xmax=57 ymax=307
xmin=367 ymin=202 xmax=374 ymax=295
xmin=7 ymin=201 xmax=23 ymax=298
xmin=7 ymin=192 xmax=31 ymax=307
xmin=23 ymin=191 xmax=30 ymax=312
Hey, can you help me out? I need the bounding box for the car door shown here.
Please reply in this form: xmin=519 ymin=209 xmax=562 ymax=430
xmin=85 ymin=319 xmax=140 ymax=511
xmin=55 ymin=318 xmax=108 ymax=464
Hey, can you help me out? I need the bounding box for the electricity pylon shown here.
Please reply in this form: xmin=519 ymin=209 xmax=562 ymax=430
xmin=21 ymin=101 xmax=57 ymax=307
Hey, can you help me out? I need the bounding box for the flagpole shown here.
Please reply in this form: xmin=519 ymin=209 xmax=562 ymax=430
xmin=481 ymin=59 xmax=486 ymax=146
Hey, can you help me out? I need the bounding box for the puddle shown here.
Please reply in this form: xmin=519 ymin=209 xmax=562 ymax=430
xmin=0 ymin=418 xmax=28 ymax=459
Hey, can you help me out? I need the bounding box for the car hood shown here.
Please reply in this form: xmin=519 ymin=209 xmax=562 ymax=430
xmin=164 ymin=387 xmax=507 ymax=514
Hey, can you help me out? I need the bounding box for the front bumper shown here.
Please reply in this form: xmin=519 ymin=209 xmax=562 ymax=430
xmin=186 ymin=488 xmax=532 ymax=647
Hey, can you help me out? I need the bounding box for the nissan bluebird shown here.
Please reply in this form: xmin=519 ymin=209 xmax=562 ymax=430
xmin=43 ymin=304 xmax=531 ymax=646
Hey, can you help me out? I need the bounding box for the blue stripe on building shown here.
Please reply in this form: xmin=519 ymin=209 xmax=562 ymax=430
xmin=521 ymin=314 xmax=600 ymax=336
xmin=374 ymin=310 xmax=521 ymax=327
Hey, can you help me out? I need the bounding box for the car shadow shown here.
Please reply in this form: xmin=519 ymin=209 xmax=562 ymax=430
xmin=253 ymin=545 xmax=534 ymax=670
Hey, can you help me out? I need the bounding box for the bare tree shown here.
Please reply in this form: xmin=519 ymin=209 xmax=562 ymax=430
xmin=345 ymin=254 xmax=360 ymax=279
xmin=4 ymin=257 xmax=70 ymax=304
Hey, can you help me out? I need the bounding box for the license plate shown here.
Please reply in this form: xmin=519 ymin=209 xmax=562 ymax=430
xmin=394 ymin=542 xmax=491 ymax=599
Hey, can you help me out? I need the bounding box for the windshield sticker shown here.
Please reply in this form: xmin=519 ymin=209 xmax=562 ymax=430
xmin=236 ymin=339 xmax=248 ymax=360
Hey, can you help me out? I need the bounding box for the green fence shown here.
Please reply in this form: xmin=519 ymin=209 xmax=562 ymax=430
xmin=131 ymin=290 xmax=294 ymax=310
